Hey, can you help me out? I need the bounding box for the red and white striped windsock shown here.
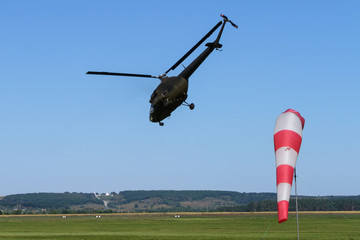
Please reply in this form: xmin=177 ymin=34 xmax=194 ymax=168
xmin=274 ymin=109 xmax=305 ymax=223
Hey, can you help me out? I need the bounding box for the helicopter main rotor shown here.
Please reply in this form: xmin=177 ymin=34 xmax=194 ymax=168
xmin=86 ymin=14 xmax=237 ymax=80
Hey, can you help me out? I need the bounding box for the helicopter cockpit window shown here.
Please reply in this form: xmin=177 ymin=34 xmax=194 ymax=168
xmin=150 ymin=91 xmax=157 ymax=102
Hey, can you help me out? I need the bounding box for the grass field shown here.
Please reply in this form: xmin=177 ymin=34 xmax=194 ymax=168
xmin=0 ymin=212 xmax=359 ymax=239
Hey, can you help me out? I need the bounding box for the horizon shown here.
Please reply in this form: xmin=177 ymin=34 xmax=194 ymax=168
xmin=2 ymin=189 xmax=359 ymax=197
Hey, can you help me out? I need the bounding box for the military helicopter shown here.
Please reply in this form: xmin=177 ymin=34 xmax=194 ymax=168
xmin=87 ymin=14 xmax=237 ymax=126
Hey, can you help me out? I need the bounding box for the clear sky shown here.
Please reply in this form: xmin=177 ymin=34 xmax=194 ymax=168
xmin=1 ymin=0 xmax=359 ymax=196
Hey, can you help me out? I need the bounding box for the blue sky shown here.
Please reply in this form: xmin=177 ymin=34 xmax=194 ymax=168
xmin=1 ymin=1 xmax=359 ymax=196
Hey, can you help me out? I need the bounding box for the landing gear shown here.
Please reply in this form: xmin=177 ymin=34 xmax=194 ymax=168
xmin=159 ymin=122 xmax=164 ymax=126
xmin=189 ymin=103 xmax=195 ymax=110
xmin=183 ymin=101 xmax=195 ymax=110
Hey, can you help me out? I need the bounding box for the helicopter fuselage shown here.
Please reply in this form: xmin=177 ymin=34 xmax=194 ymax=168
xmin=149 ymin=76 xmax=188 ymax=122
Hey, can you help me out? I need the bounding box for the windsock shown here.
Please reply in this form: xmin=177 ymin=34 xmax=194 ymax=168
xmin=274 ymin=109 xmax=305 ymax=223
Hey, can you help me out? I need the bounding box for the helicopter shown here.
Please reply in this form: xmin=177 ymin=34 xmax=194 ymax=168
xmin=87 ymin=14 xmax=237 ymax=126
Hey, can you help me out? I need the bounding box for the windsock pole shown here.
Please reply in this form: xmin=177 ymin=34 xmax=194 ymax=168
xmin=294 ymin=168 xmax=299 ymax=240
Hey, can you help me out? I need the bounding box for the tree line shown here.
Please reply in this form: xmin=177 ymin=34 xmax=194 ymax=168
xmin=217 ymin=197 xmax=360 ymax=212
xmin=117 ymin=190 xmax=277 ymax=204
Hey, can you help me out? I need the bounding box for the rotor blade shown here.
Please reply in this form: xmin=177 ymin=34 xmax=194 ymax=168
xmin=86 ymin=71 xmax=158 ymax=79
xmin=230 ymin=20 xmax=238 ymax=29
xmin=165 ymin=21 xmax=222 ymax=74
xmin=220 ymin=14 xmax=228 ymax=21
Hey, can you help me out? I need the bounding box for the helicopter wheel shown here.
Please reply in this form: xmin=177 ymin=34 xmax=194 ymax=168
xmin=159 ymin=122 xmax=164 ymax=126
xmin=189 ymin=103 xmax=195 ymax=110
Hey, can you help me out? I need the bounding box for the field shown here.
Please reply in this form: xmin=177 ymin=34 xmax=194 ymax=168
xmin=0 ymin=212 xmax=359 ymax=240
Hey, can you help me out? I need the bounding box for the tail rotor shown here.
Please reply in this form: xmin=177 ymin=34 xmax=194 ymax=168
xmin=220 ymin=14 xmax=238 ymax=29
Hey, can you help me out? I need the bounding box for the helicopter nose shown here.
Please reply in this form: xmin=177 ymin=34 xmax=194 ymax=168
xmin=149 ymin=114 xmax=158 ymax=123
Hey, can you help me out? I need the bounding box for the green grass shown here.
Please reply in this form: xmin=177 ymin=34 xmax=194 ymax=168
xmin=0 ymin=213 xmax=359 ymax=239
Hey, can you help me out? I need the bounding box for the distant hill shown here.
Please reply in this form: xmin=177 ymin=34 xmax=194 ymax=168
xmin=0 ymin=192 xmax=102 ymax=210
xmin=0 ymin=190 xmax=359 ymax=214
